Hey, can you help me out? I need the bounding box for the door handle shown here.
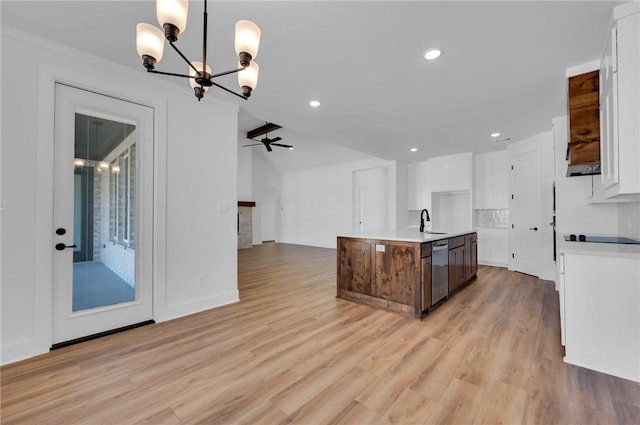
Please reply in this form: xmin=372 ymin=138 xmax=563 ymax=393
xmin=55 ymin=243 xmax=77 ymax=251
xmin=529 ymin=227 xmax=538 ymax=231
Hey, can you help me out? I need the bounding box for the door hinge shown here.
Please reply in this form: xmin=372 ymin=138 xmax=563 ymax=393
xmin=511 ymin=165 xmax=514 ymax=170
xmin=511 ymin=194 xmax=514 ymax=199
xmin=511 ymin=224 xmax=514 ymax=229
xmin=512 ymin=253 xmax=515 ymax=259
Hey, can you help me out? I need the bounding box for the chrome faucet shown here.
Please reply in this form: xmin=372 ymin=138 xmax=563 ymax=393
xmin=419 ymin=209 xmax=430 ymax=232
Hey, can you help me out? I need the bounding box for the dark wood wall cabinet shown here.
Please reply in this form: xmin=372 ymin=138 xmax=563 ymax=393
xmin=337 ymin=232 xmax=477 ymax=319
xmin=567 ymin=70 xmax=601 ymax=171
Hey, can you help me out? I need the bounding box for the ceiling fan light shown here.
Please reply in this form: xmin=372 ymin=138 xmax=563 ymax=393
xmin=235 ymin=20 xmax=261 ymax=63
xmin=136 ymin=23 xmax=165 ymax=65
xmin=189 ymin=61 xmax=212 ymax=90
xmin=238 ymin=60 xmax=259 ymax=92
xmin=156 ymin=0 xmax=188 ymax=35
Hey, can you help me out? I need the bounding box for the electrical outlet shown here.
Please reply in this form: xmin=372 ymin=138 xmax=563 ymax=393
xmin=197 ymin=274 xmax=205 ymax=286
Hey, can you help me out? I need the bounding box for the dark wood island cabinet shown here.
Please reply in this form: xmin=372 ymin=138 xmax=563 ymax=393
xmin=337 ymin=231 xmax=477 ymax=319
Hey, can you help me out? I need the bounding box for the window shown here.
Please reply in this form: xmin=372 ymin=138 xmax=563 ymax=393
xmin=109 ymin=143 xmax=136 ymax=248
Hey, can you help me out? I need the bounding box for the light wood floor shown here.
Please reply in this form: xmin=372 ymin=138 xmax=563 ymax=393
xmin=2 ymin=243 xmax=639 ymax=424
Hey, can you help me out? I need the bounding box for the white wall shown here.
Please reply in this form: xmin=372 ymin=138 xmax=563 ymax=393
xmin=237 ymin=138 xmax=253 ymax=202
xmin=1 ymin=28 xmax=239 ymax=364
xmin=279 ymin=158 xmax=392 ymax=248
xmin=618 ymin=202 xmax=640 ymax=239
xmin=251 ymin=150 xmax=281 ymax=245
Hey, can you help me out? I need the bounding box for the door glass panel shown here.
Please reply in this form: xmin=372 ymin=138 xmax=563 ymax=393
xmin=72 ymin=113 xmax=137 ymax=312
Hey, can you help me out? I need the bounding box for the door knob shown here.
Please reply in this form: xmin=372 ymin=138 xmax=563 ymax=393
xmin=529 ymin=227 xmax=538 ymax=231
xmin=55 ymin=243 xmax=77 ymax=251
xmin=55 ymin=227 xmax=67 ymax=235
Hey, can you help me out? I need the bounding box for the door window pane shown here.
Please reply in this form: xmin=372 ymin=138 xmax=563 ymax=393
xmin=73 ymin=113 xmax=137 ymax=311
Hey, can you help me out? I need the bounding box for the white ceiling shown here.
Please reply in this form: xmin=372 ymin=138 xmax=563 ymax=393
xmin=2 ymin=1 xmax=621 ymax=173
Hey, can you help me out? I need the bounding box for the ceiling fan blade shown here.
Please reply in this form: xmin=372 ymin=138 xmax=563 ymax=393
xmin=272 ymin=143 xmax=293 ymax=148
xmin=265 ymin=144 xmax=273 ymax=152
xmin=242 ymin=143 xmax=262 ymax=147
xmin=271 ymin=137 xmax=282 ymax=142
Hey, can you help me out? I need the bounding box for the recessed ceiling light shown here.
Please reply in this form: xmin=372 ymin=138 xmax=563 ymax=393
xmin=490 ymin=132 xmax=501 ymax=138
xmin=424 ymin=48 xmax=442 ymax=61
xmin=410 ymin=148 xmax=418 ymax=152
xmin=309 ymin=100 xmax=320 ymax=107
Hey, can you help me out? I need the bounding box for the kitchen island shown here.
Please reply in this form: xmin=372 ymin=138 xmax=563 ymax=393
xmin=337 ymin=230 xmax=477 ymax=319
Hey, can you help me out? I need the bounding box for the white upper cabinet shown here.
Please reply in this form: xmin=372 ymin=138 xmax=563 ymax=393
xmin=407 ymin=161 xmax=431 ymax=210
xmin=599 ymin=2 xmax=640 ymax=198
xmin=429 ymin=152 xmax=472 ymax=193
xmin=474 ymin=150 xmax=509 ymax=209
xmin=408 ymin=152 xmax=472 ymax=210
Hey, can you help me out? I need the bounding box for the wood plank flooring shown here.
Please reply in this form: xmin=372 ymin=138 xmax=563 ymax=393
xmin=2 ymin=243 xmax=639 ymax=424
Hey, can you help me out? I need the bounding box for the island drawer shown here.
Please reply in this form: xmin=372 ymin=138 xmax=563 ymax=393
xmin=421 ymin=242 xmax=432 ymax=257
xmin=448 ymin=236 xmax=465 ymax=249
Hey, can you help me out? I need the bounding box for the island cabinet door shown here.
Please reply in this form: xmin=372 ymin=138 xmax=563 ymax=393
xmin=337 ymin=238 xmax=375 ymax=295
xmin=422 ymin=255 xmax=432 ymax=310
xmin=464 ymin=233 xmax=478 ymax=279
xmin=373 ymin=243 xmax=420 ymax=306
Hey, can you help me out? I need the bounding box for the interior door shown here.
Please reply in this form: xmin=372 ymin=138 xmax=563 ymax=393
xmin=353 ymin=167 xmax=388 ymax=232
xmin=510 ymin=144 xmax=542 ymax=277
xmin=52 ymin=84 xmax=154 ymax=345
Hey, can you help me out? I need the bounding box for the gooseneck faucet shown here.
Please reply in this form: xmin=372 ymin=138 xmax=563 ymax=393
xmin=419 ymin=209 xmax=430 ymax=232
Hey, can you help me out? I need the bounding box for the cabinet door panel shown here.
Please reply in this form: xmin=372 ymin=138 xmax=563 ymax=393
xmin=422 ymin=256 xmax=431 ymax=311
xmin=374 ymin=244 xmax=418 ymax=305
xmin=337 ymin=238 xmax=374 ymax=295
xmin=448 ymin=246 xmax=465 ymax=292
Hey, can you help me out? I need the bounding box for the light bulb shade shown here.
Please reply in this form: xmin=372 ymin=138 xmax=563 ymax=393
xmin=136 ymin=23 xmax=165 ymax=62
xmin=235 ymin=20 xmax=261 ymax=60
xmin=238 ymin=61 xmax=259 ymax=90
xmin=156 ymin=0 xmax=188 ymax=34
xmin=189 ymin=61 xmax=212 ymax=90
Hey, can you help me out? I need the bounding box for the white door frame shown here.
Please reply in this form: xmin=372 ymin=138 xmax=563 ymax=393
xmin=52 ymin=83 xmax=154 ymax=344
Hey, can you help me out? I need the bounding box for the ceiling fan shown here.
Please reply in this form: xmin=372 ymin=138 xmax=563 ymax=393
xmin=243 ymin=122 xmax=293 ymax=152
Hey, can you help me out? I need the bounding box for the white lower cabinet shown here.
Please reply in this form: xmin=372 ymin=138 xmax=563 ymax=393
xmin=477 ymin=228 xmax=508 ymax=267
xmin=559 ymin=248 xmax=640 ymax=383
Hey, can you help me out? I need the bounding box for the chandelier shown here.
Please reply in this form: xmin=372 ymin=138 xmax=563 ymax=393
xmin=136 ymin=0 xmax=261 ymax=101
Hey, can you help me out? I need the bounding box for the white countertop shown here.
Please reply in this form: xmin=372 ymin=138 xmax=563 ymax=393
xmin=337 ymin=228 xmax=476 ymax=243
xmin=559 ymin=238 xmax=640 ymax=257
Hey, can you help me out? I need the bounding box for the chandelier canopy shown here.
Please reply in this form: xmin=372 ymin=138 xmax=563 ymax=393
xmin=136 ymin=0 xmax=261 ymax=101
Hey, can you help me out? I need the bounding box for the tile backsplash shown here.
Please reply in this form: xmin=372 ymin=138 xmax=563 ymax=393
xmin=617 ymin=202 xmax=640 ymax=239
xmin=475 ymin=208 xmax=509 ymax=229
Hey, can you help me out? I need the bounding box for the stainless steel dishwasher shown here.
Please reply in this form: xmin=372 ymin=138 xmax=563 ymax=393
xmin=431 ymin=240 xmax=449 ymax=305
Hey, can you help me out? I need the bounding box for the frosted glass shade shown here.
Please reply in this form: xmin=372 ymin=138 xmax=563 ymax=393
xmin=156 ymin=0 xmax=188 ymax=33
xmin=238 ymin=61 xmax=259 ymax=90
xmin=189 ymin=61 xmax=212 ymax=90
xmin=235 ymin=20 xmax=261 ymax=59
xmin=136 ymin=23 xmax=165 ymax=62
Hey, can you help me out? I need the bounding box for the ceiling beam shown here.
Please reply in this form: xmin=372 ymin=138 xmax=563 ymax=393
xmin=247 ymin=122 xmax=282 ymax=139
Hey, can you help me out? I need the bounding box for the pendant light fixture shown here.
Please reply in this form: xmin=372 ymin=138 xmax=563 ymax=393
xmin=136 ymin=0 xmax=261 ymax=101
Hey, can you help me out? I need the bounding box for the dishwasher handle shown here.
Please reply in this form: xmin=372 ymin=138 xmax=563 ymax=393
xmin=432 ymin=243 xmax=449 ymax=252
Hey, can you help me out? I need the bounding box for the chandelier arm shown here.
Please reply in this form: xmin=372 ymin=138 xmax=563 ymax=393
xmin=147 ymin=69 xmax=194 ymax=79
xmin=210 ymin=81 xmax=248 ymax=100
xmin=210 ymin=67 xmax=245 ymax=79
xmin=169 ymin=40 xmax=200 ymax=75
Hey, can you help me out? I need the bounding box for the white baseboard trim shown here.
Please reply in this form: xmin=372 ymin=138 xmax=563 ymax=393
xmin=157 ymin=290 xmax=240 ymax=323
